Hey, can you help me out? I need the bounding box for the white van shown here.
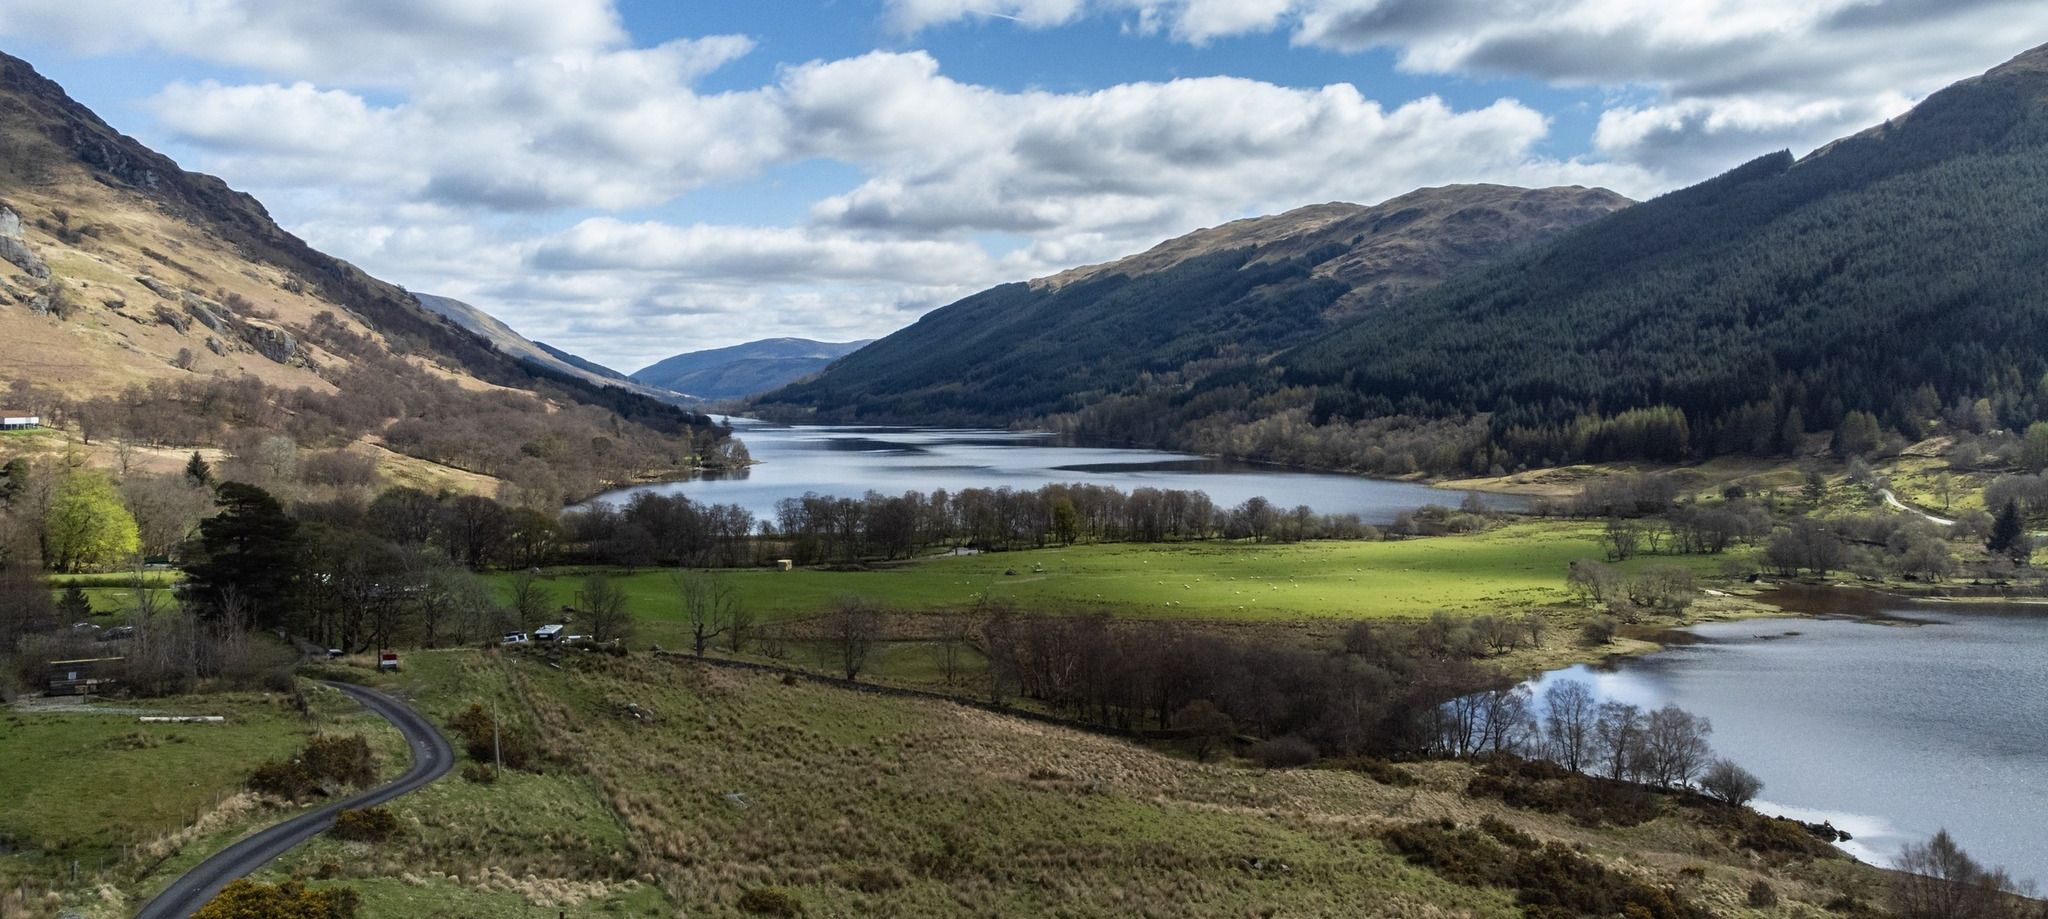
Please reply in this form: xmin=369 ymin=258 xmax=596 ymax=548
xmin=501 ymin=631 xmax=530 ymax=645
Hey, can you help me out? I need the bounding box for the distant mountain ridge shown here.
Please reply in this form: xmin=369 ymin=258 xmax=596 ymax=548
xmin=632 ymin=337 xmax=872 ymax=402
xmin=535 ymin=341 xmax=633 ymax=383
xmin=755 ymin=184 xmax=1631 ymax=425
xmin=414 ymin=293 xmax=687 ymax=401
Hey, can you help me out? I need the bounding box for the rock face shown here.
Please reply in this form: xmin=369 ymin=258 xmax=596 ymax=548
xmin=0 ymin=207 xmax=48 ymax=279
xmin=183 ymin=297 xmax=232 ymax=334
xmin=244 ymin=326 xmax=299 ymax=364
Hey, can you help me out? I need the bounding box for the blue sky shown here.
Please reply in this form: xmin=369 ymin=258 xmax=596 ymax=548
xmin=1 ymin=1 xmax=2042 ymax=369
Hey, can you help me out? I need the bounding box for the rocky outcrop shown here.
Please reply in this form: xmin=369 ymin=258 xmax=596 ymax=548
xmin=153 ymin=303 xmax=189 ymax=332
xmin=183 ymin=296 xmax=232 ymax=334
xmin=0 ymin=207 xmax=48 ymax=279
xmin=243 ymin=326 xmax=299 ymax=364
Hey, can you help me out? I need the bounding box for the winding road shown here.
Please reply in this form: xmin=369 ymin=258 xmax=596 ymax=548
xmin=134 ymin=681 xmax=454 ymax=919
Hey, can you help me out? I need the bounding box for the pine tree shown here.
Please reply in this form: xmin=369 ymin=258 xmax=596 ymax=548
xmin=181 ymin=482 xmax=303 ymax=625
xmin=185 ymin=451 xmax=212 ymax=487
xmin=1988 ymin=499 xmax=2031 ymax=563
xmin=57 ymin=583 xmax=92 ymax=621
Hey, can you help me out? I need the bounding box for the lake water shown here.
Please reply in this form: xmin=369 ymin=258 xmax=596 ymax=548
xmin=1527 ymin=595 xmax=2048 ymax=884
xmin=592 ymin=421 xmax=1518 ymax=522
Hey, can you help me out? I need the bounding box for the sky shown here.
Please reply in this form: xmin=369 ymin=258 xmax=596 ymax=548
xmin=1 ymin=1 xmax=2043 ymax=371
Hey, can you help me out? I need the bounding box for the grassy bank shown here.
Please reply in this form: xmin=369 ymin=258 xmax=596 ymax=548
xmin=254 ymin=649 xmax=1891 ymax=917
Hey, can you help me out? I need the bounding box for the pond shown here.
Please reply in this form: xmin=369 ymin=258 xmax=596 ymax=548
xmin=1526 ymin=592 xmax=2048 ymax=884
xmin=592 ymin=421 xmax=1520 ymax=523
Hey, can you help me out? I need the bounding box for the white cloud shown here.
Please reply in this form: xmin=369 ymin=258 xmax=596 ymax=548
xmin=19 ymin=0 xmax=2028 ymax=368
xmin=886 ymin=0 xmax=2048 ymax=176
xmin=0 ymin=0 xmax=627 ymax=85
xmin=122 ymin=39 xmax=1646 ymax=366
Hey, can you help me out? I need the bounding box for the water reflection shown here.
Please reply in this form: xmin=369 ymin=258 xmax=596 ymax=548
xmin=591 ymin=420 xmax=1521 ymax=522
xmin=1526 ymin=606 xmax=2048 ymax=883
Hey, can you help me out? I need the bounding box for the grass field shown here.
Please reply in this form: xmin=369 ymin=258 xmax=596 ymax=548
xmin=0 ymin=684 xmax=405 ymax=915
xmin=263 ymin=652 xmax=676 ymax=917
xmin=492 ymin=522 xmax=1732 ymax=646
xmin=268 ymin=649 xmax=1888 ymax=918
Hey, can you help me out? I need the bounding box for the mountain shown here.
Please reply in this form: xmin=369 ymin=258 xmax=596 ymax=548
xmin=764 ymin=43 xmax=2048 ymax=477
xmin=414 ymin=293 xmax=688 ymax=402
xmin=535 ymin=341 xmax=633 ymax=383
xmin=633 ymin=337 xmax=873 ymax=402
xmin=1259 ymin=41 xmax=2048 ymax=472
xmin=753 ymin=184 xmax=1631 ymax=425
xmin=0 ymin=51 xmax=728 ymax=501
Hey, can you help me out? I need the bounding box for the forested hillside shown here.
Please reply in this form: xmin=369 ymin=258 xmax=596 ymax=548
xmin=0 ymin=52 xmax=731 ymax=503
xmin=764 ymin=44 xmax=2048 ymax=478
xmin=1264 ymin=43 xmax=2048 ymax=472
xmin=632 ymin=337 xmax=872 ymax=402
xmin=756 ymin=185 xmax=1629 ymax=424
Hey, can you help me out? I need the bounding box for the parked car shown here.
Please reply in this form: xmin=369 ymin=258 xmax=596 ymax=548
xmin=501 ymin=631 xmax=530 ymax=645
xmin=326 ymin=648 xmax=343 ymax=659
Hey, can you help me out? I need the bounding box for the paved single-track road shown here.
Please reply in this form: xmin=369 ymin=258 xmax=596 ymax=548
xmin=134 ymin=681 xmax=454 ymax=919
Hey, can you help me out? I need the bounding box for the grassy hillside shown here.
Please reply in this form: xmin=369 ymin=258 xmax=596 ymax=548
xmin=240 ymin=651 xmax=1892 ymax=917
xmin=0 ymin=51 xmax=731 ymax=502
xmin=758 ymin=185 xmax=1627 ymax=427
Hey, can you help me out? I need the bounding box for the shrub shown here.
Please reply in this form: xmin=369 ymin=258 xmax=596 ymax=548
xmin=1466 ymin=759 xmax=1659 ymax=828
xmin=1748 ymin=880 xmax=1779 ymax=907
xmin=330 ymin=807 xmax=399 ymax=843
xmin=1340 ymin=757 xmax=1420 ymax=787
xmin=1379 ymin=820 xmax=1515 ymax=887
xmin=843 ymin=864 xmax=908 ymax=893
xmin=448 ymin=703 xmax=533 ymax=770
xmin=1250 ymin=735 xmax=1317 ymax=768
xmin=1699 ymin=758 xmax=1764 ymax=806
xmin=1582 ymin=617 xmax=1620 ymax=645
xmin=1512 ymin=843 xmax=1712 ymax=919
xmin=194 ymin=879 xmax=359 ymax=919
xmin=461 ymin=762 xmax=497 ymax=784
xmin=736 ymin=887 xmax=801 ymax=916
xmin=1478 ymin=815 xmax=1538 ymax=851
xmin=246 ymin=735 xmax=376 ymax=801
xmin=1736 ymin=814 xmax=1838 ymax=860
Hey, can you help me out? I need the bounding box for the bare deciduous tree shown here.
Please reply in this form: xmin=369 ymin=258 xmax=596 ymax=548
xmin=676 ymin=570 xmax=743 ymax=657
xmin=822 ymin=597 xmax=881 ymax=681
xmin=1542 ymin=680 xmax=1597 ymax=771
xmin=577 ymin=574 xmax=632 ymax=644
xmin=1893 ymin=830 xmax=2033 ymax=919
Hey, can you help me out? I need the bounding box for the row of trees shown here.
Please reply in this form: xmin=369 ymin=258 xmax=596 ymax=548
xmin=1439 ymin=680 xmax=1750 ymax=798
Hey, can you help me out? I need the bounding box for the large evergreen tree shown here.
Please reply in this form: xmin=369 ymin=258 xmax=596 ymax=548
xmin=1988 ymin=499 xmax=2032 ymax=563
xmin=182 ymin=482 xmax=303 ymax=625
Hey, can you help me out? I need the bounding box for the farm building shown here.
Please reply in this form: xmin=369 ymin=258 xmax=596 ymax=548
xmin=0 ymin=411 xmax=39 ymax=430
xmin=46 ymin=657 xmax=124 ymax=696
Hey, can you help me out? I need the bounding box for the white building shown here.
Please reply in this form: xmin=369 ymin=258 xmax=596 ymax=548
xmin=0 ymin=411 xmax=39 ymax=431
